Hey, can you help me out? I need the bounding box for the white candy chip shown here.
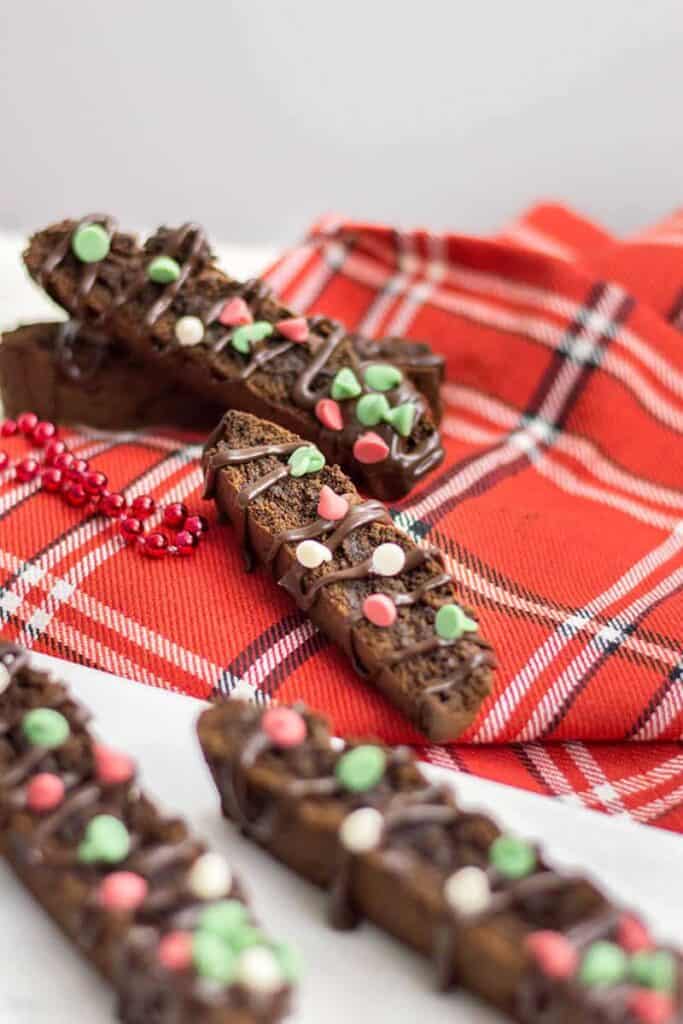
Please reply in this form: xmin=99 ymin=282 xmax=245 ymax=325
xmin=187 ymin=852 xmax=232 ymax=900
xmin=0 ymin=663 xmax=11 ymax=695
xmin=371 ymin=542 xmax=406 ymax=577
xmin=175 ymin=315 xmax=205 ymax=347
xmin=235 ymin=947 xmax=284 ymax=994
xmin=443 ymin=866 xmax=491 ymax=917
xmin=295 ymin=539 xmax=333 ymax=570
xmin=339 ymin=806 xmax=384 ymax=854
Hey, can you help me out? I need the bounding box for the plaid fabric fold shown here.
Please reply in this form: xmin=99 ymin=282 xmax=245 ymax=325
xmin=1 ymin=204 xmax=682 ymax=832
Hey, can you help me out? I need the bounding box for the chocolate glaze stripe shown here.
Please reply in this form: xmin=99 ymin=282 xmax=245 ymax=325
xmin=204 ymin=440 xmax=493 ymax=710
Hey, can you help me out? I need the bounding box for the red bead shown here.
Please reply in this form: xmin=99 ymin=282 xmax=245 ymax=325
xmin=174 ymin=530 xmax=197 ymax=556
xmin=53 ymin=451 xmax=75 ymax=472
xmin=101 ymin=492 xmax=127 ymax=518
xmin=84 ymin=471 xmax=108 ymax=496
xmin=64 ymin=483 xmax=88 ymax=508
xmin=31 ymin=421 xmax=57 ymax=447
xmin=17 ymin=412 xmax=38 ymax=435
xmin=16 ymin=458 xmax=40 ymax=483
xmin=184 ymin=514 xmax=209 ymax=536
xmin=1 ymin=419 xmax=17 ymax=437
xmin=43 ymin=438 xmax=67 ymax=465
xmin=0 ymin=451 xmax=8 ymax=472
xmin=120 ymin=517 xmax=144 ymax=544
xmin=162 ymin=502 xmax=188 ymax=528
xmin=26 ymin=772 xmax=65 ymax=812
xmin=41 ymin=467 xmax=63 ymax=493
xmin=142 ymin=532 xmax=168 ymax=559
xmin=131 ymin=495 xmax=156 ymax=520
xmin=66 ymin=458 xmax=89 ymax=483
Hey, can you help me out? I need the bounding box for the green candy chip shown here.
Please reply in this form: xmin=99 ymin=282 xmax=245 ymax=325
xmin=435 ymin=603 xmax=478 ymax=641
xmin=489 ymin=835 xmax=536 ymax=879
xmin=192 ymin=931 xmax=236 ymax=983
xmin=384 ymin=402 xmax=416 ymax=437
xmin=77 ymin=814 xmax=131 ymax=865
xmin=22 ymin=707 xmax=70 ymax=749
xmin=288 ymin=445 xmax=325 ymax=477
xmin=231 ymin=321 xmax=274 ymax=355
xmin=629 ymin=950 xmax=676 ymax=992
xmin=197 ymin=900 xmax=248 ymax=943
xmin=71 ymin=222 xmax=110 ymax=263
xmin=330 ymin=368 xmax=362 ymax=401
xmin=335 ymin=744 xmax=386 ymax=793
xmin=579 ymin=941 xmax=628 ymax=987
xmin=147 ymin=255 xmax=181 ymax=284
xmin=274 ymin=942 xmax=303 ymax=983
xmin=364 ymin=364 xmax=403 ymax=392
xmin=230 ymin=926 xmax=270 ymax=954
xmin=356 ymin=393 xmax=390 ymax=426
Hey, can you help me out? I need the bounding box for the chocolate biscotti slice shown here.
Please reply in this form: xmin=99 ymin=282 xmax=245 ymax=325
xmin=23 ymin=216 xmax=445 ymax=499
xmin=0 ymin=322 xmax=226 ymax=432
xmin=0 ymin=643 xmax=298 ymax=1023
xmin=202 ymin=409 xmax=494 ymax=741
xmin=198 ymin=700 xmax=682 ymax=1024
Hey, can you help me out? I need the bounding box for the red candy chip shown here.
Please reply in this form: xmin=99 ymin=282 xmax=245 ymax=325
xmin=353 ymin=431 xmax=390 ymax=465
xmin=362 ymin=593 xmax=397 ymax=628
xmin=525 ymin=931 xmax=578 ymax=980
xmin=276 ymin=317 xmax=309 ymax=343
xmin=315 ymin=398 xmax=344 ymax=432
xmin=94 ymin=744 xmax=136 ymax=785
xmin=261 ymin=707 xmax=307 ymax=749
xmin=98 ymin=871 xmax=148 ymax=912
xmin=219 ymin=297 xmax=252 ymax=327
xmin=26 ymin=772 xmax=65 ymax=812
xmin=618 ymin=913 xmax=653 ymax=953
xmin=158 ymin=930 xmax=193 ymax=971
xmin=317 ymin=484 xmax=349 ymax=521
xmin=628 ymin=991 xmax=676 ymax=1024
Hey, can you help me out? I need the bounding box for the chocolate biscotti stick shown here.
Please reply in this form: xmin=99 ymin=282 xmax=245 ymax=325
xmin=0 ymin=643 xmax=298 ymax=1024
xmin=202 ymin=409 xmax=494 ymax=742
xmin=23 ymin=216 xmax=445 ymax=500
xmin=0 ymin=322 xmax=227 ymax=431
xmin=198 ymin=700 xmax=683 ymax=1024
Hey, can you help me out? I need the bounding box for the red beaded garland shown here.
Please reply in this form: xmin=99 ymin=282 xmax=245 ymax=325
xmin=16 ymin=457 xmax=40 ymax=483
xmin=162 ymin=502 xmax=188 ymax=528
xmin=1 ymin=412 xmax=207 ymax=563
xmin=32 ymin=421 xmax=57 ymax=446
xmin=17 ymin=411 xmax=39 ymax=435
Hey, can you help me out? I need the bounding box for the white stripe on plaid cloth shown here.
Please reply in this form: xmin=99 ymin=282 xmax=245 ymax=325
xmin=476 ymin=530 xmax=683 ymax=742
xmin=497 ymin=220 xmax=577 ymax=261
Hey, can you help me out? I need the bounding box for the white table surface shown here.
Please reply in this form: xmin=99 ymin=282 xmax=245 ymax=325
xmin=0 ymin=234 xmax=681 ymax=1022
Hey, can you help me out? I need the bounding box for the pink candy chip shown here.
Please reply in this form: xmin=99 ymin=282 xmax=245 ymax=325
xmin=26 ymin=772 xmax=65 ymax=812
xmin=315 ymin=398 xmax=343 ymax=432
xmin=276 ymin=317 xmax=309 ymax=342
xmin=628 ymin=991 xmax=675 ymax=1024
xmin=353 ymin=431 xmax=389 ymax=465
xmin=618 ymin=913 xmax=653 ymax=953
xmin=158 ymin=930 xmax=194 ymax=972
xmin=94 ymin=744 xmax=136 ymax=786
xmin=363 ymin=594 xmax=397 ymax=628
xmin=98 ymin=871 xmax=148 ymax=912
xmin=261 ymin=707 xmax=307 ymax=749
xmin=317 ymin=484 xmax=349 ymax=521
xmin=525 ymin=931 xmax=578 ymax=980
xmin=219 ymin=297 xmax=252 ymax=327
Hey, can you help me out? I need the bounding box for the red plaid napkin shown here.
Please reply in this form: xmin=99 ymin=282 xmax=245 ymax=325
xmin=2 ymin=205 xmax=682 ymax=833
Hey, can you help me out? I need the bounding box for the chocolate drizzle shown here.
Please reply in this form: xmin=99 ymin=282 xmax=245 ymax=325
xmin=203 ymin=436 xmax=494 ymax=715
xmin=0 ymin=644 xmax=292 ymax=1023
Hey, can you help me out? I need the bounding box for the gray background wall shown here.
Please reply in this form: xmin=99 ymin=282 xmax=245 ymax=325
xmin=1 ymin=0 xmax=682 ymax=243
